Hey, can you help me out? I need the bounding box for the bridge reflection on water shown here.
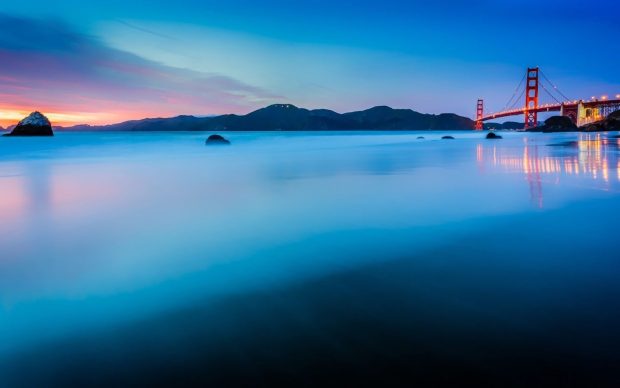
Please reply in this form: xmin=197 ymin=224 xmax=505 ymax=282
xmin=476 ymin=134 xmax=620 ymax=208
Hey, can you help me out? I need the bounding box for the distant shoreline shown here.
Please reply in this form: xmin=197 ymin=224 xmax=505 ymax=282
xmin=48 ymin=104 xmax=476 ymax=132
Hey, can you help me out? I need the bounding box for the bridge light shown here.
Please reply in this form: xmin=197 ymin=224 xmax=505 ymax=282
xmin=602 ymin=95 xmax=608 ymax=100
xmin=616 ymin=94 xmax=620 ymax=99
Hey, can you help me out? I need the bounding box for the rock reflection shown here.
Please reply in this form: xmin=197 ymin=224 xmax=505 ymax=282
xmin=0 ymin=162 xmax=53 ymax=237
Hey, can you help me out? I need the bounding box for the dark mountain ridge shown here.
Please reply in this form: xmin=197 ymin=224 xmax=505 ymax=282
xmin=56 ymin=104 xmax=475 ymax=132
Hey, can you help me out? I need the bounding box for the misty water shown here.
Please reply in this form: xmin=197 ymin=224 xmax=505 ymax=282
xmin=1 ymin=131 xmax=620 ymax=386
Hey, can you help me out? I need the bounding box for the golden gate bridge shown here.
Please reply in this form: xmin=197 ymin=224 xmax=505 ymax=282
xmin=475 ymin=67 xmax=620 ymax=130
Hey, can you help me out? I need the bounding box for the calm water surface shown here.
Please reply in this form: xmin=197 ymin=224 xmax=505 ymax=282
xmin=1 ymin=131 xmax=620 ymax=386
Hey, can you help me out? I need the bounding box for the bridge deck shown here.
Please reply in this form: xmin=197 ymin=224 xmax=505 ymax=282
xmin=481 ymin=99 xmax=620 ymax=121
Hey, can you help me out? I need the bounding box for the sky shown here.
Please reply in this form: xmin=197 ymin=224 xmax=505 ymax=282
xmin=0 ymin=0 xmax=619 ymax=127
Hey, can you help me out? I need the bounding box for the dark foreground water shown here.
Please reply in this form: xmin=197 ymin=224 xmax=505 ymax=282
xmin=1 ymin=131 xmax=620 ymax=387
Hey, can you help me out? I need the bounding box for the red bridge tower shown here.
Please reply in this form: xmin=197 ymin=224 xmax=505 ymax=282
xmin=524 ymin=67 xmax=539 ymax=129
xmin=475 ymin=99 xmax=484 ymax=130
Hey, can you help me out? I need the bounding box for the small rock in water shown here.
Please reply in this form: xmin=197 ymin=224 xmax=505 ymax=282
xmin=486 ymin=132 xmax=502 ymax=139
xmin=4 ymin=111 xmax=53 ymax=137
xmin=417 ymin=136 xmax=425 ymax=139
xmin=442 ymin=136 xmax=455 ymax=140
xmin=205 ymin=134 xmax=231 ymax=145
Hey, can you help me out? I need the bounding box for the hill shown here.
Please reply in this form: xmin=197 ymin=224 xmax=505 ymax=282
xmin=57 ymin=104 xmax=475 ymax=132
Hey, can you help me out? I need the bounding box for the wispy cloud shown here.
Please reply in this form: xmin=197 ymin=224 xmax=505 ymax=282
xmin=0 ymin=13 xmax=283 ymax=126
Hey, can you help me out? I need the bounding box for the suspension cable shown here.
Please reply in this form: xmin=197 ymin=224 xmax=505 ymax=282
xmin=540 ymin=70 xmax=571 ymax=102
xmin=503 ymin=73 xmax=527 ymax=111
xmin=509 ymin=88 xmax=526 ymax=110
xmin=540 ymin=83 xmax=562 ymax=104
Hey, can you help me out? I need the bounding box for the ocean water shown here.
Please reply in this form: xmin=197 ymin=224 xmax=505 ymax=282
xmin=1 ymin=130 xmax=620 ymax=386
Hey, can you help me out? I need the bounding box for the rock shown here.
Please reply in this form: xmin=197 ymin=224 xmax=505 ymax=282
xmin=4 ymin=111 xmax=53 ymax=136
xmin=528 ymin=116 xmax=577 ymax=133
xmin=606 ymin=110 xmax=620 ymax=121
xmin=584 ymin=124 xmax=602 ymax=132
xmin=417 ymin=136 xmax=425 ymax=139
xmin=441 ymin=136 xmax=455 ymax=140
xmin=545 ymin=116 xmax=575 ymax=128
xmin=205 ymin=134 xmax=230 ymax=145
xmin=602 ymin=110 xmax=620 ymax=131
xmin=486 ymin=132 xmax=502 ymax=139
xmin=543 ymin=116 xmax=577 ymax=132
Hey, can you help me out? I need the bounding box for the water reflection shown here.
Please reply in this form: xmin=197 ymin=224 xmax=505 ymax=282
xmin=476 ymin=133 xmax=620 ymax=207
xmin=3 ymin=132 xmax=620 ymax=387
xmin=0 ymin=162 xmax=54 ymax=242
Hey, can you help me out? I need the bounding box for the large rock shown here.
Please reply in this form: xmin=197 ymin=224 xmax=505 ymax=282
xmin=583 ymin=123 xmax=603 ymax=132
xmin=205 ymin=134 xmax=231 ymax=145
xmin=528 ymin=116 xmax=577 ymax=133
xmin=543 ymin=116 xmax=577 ymax=132
xmin=603 ymin=110 xmax=620 ymax=131
xmin=4 ymin=112 xmax=53 ymax=136
xmin=486 ymin=132 xmax=502 ymax=139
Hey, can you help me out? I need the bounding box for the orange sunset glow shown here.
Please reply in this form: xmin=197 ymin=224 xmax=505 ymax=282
xmin=0 ymin=107 xmax=125 ymax=128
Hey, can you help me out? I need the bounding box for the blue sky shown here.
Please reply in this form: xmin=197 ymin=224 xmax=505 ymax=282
xmin=0 ymin=0 xmax=618 ymax=125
